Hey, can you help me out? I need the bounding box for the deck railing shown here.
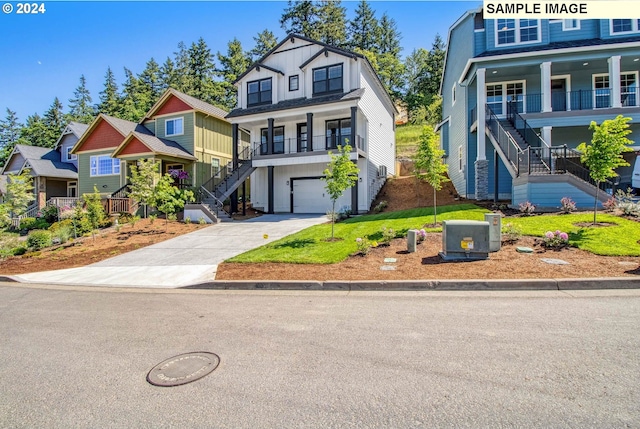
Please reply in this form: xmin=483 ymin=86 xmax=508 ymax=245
xmin=253 ymin=134 xmax=365 ymax=157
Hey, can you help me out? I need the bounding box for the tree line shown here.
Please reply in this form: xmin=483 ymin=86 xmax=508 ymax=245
xmin=0 ymin=0 xmax=445 ymax=167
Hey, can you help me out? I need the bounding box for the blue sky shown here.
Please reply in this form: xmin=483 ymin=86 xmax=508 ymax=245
xmin=0 ymin=1 xmax=477 ymax=122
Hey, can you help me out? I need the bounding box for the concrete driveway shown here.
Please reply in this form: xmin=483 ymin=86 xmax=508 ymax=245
xmin=12 ymin=214 xmax=327 ymax=288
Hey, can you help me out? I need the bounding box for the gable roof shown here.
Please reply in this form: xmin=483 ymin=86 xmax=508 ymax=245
xmin=112 ymin=128 xmax=197 ymax=161
xmin=1 ymin=144 xmax=77 ymax=179
xmin=54 ymin=121 xmax=89 ymax=150
xmin=71 ymin=114 xmax=140 ymax=154
xmin=143 ymin=88 xmax=228 ymax=121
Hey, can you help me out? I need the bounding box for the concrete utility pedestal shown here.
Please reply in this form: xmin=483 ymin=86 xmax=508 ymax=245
xmin=407 ymin=229 xmax=417 ymax=253
xmin=439 ymin=220 xmax=490 ymax=261
xmin=484 ymin=213 xmax=502 ymax=252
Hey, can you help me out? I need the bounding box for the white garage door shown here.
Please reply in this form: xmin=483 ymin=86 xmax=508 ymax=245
xmin=292 ymin=178 xmax=351 ymax=214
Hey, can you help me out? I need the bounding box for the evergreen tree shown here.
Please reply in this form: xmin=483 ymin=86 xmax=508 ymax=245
xmin=250 ymin=29 xmax=278 ymax=61
xmin=18 ymin=114 xmax=48 ymax=148
xmin=187 ymin=38 xmax=223 ymax=106
xmin=403 ymin=47 xmax=430 ymax=120
xmin=139 ymin=58 xmax=163 ymax=111
xmin=43 ymin=97 xmax=66 ymax=147
xmin=0 ymin=109 xmax=24 ymax=167
xmin=98 ymin=67 xmax=121 ymax=117
xmin=120 ymin=68 xmax=147 ymax=121
xmin=378 ymin=12 xmax=401 ymax=56
xmin=348 ymin=0 xmax=379 ymax=52
xmin=160 ymin=57 xmax=178 ymax=91
xmin=423 ymin=34 xmax=446 ymax=105
xmin=68 ymin=75 xmax=96 ymax=124
xmin=217 ymin=38 xmax=251 ymax=110
xmin=172 ymin=41 xmax=191 ymax=93
xmin=280 ymin=0 xmax=319 ymax=39
xmin=316 ymin=0 xmax=347 ymax=47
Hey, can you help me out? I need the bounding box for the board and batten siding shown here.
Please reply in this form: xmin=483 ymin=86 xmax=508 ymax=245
xmin=357 ymin=66 xmax=395 ymax=210
xmin=156 ymin=112 xmax=195 ymax=154
xmin=78 ymin=151 xmax=123 ymax=196
xmin=442 ymin=13 xmax=475 ymax=199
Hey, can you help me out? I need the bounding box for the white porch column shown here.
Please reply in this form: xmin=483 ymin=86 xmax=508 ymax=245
xmin=541 ymin=126 xmax=553 ymax=171
xmin=609 ymin=55 xmax=621 ymax=108
xmin=476 ymin=68 xmax=486 ymax=161
xmin=541 ymin=61 xmax=552 ymax=112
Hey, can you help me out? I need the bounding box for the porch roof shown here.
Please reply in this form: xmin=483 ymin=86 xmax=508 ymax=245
xmin=225 ymin=88 xmax=364 ymax=119
xmin=476 ymin=35 xmax=640 ymax=58
xmin=112 ymin=130 xmax=197 ymax=161
xmin=1 ymin=144 xmax=77 ymax=179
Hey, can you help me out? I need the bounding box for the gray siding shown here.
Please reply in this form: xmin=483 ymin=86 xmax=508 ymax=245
xmin=59 ymin=134 xmax=79 ymax=169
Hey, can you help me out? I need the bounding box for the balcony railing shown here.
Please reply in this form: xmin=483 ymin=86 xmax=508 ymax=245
xmin=506 ymin=88 xmax=640 ymax=114
xmin=254 ymin=134 xmax=365 ymax=157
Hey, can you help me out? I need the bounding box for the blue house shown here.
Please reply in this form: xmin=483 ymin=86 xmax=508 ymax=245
xmin=440 ymin=10 xmax=640 ymax=209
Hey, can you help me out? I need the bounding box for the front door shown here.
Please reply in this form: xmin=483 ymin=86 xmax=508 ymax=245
xmin=551 ymin=78 xmax=567 ymax=111
xmin=67 ymin=181 xmax=77 ymax=198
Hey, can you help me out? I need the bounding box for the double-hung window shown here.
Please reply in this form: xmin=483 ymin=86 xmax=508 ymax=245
xmin=486 ymin=81 xmax=525 ymax=115
xmin=260 ymin=126 xmax=285 ymax=154
xmin=496 ymin=19 xmax=540 ymax=45
xmin=313 ymin=64 xmax=343 ymax=95
xmin=562 ymin=19 xmax=580 ymax=31
xmin=610 ymin=19 xmax=640 ymax=34
xmin=165 ymin=118 xmax=183 ymax=136
xmin=65 ymin=146 xmax=77 ymax=161
xmin=90 ymin=155 xmax=120 ymax=177
xmin=247 ymin=78 xmax=272 ymax=106
xmin=325 ymin=118 xmax=351 ymax=150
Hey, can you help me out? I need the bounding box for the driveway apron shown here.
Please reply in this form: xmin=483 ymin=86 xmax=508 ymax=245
xmin=12 ymin=214 xmax=327 ymax=288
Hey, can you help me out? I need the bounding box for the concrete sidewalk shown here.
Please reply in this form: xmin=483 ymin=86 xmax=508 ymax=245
xmin=11 ymin=214 xmax=327 ymax=288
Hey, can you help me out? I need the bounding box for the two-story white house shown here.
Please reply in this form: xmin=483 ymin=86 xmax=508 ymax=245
xmin=441 ymin=10 xmax=640 ymax=208
xmin=224 ymin=34 xmax=396 ymax=214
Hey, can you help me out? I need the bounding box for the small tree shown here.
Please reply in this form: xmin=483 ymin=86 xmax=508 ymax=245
xmin=153 ymin=174 xmax=195 ymax=227
xmin=577 ymin=115 xmax=633 ymax=224
xmin=83 ymin=186 xmax=106 ymax=240
xmin=321 ymin=144 xmax=359 ymax=240
xmin=413 ymin=126 xmax=449 ymax=225
xmin=5 ymin=169 xmax=35 ymax=217
xmin=128 ymin=159 xmax=160 ymax=218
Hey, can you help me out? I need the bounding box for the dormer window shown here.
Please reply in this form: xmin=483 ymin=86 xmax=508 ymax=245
xmin=247 ymin=78 xmax=272 ymax=106
xmin=496 ymin=19 xmax=540 ymax=46
xmin=65 ymin=146 xmax=77 ymax=161
xmin=313 ymin=64 xmax=343 ymax=96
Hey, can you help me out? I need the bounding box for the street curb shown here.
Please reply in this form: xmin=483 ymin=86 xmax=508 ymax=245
xmin=0 ymin=276 xmax=18 ymax=283
xmin=183 ymin=277 xmax=640 ymax=291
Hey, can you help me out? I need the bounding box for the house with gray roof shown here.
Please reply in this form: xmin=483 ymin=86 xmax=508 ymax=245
xmin=440 ymin=10 xmax=640 ymax=208
xmin=224 ymin=34 xmax=397 ymax=214
xmin=1 ymin=121 xmax=87 ymax=209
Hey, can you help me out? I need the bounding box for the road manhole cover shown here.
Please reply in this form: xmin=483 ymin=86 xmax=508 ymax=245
xmin=147 ymin=352 xmax=220 ymax=387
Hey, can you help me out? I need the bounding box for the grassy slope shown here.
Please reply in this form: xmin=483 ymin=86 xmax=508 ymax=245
xmin=396 ymin=124 xmax=423 ymax=157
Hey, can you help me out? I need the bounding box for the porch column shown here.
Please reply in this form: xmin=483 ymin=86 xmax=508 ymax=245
xmin=541 ymin=61 xmax=552 ymax=113
xmin=476 ymin=68 xmax=486 ymax=161
xmin=267 ymin=166 xmax=274 ymax=214
xmin=351 ymin=160 xmax=358 ymax=214
xmin=267 ymin=118 xmax=274 ymax=155
xmin=608 ymin=55 xmax=622 ymax=108
xmin=306 ymin=113 xmax=313 ymax=151
xmin=475 ymin=68 xmax=489 ymax=200
xmin=541 ymin=126 xmax=553 ymax=172
xmin=232 ymin=123 xmax=239 ymax=168
xmin=350 ymin=106 xmax=357 ymax=150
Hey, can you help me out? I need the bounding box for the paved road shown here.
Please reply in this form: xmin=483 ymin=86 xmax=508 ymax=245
xmin=10 ymin=214 xmax=326 ymax=287
xmin=1 ymin=284 xmax=639 ymax=428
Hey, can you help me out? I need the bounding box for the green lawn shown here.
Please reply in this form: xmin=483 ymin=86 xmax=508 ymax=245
xmin=395 ymin=124 xmax=423 ymax=157
xmin=228 ymin=205 xmax=640 ymax=264
xmin=227 ymin=204 xmax=488 ymax=264
xmin=505 ymin=213 xmax=640 ymax=256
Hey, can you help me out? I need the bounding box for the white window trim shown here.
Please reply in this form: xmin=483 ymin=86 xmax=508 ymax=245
xmin=620 ymin=71 xmax=639 ymax=107
xmin=495 ymin=19 xmax=541 ymax=47
xmin=485 ymin=79 xmax=527 ymax=116
xmin=458 ymin=146 xmax=463 ymax=172
xmin=592 ymin=71 xmax=639 ymax=108
xmin=452 ymin=84 xmax=457 ymax=105
xmin=211 ymin=158 xmax=221 ymax=178
xmin=551 ymin=74 xmax=572 ymax=111
xmin=89 ymin=155 xmax=120 ymax=177
xmin=165 ymin=117 xmax=184 ymax=137
xmin=609 ymin=19 xmax=640 ymax=35
xmin=562 ymin=19 xmax=580 ymax=31
xmin=65 ymin=146 xmax=77 ymax=161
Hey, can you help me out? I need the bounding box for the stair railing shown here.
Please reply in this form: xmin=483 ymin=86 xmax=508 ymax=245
xmin=485 ymin=105 xmax=528 ymax=176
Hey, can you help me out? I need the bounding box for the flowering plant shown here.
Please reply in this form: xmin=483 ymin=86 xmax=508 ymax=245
xmin=542 ymin=230 xmax=569 ymax=249
xmin=416 ymin=229 xmax=427 ymax=243
xmin=381 ymin=227 xmax=395 ymax=244
xmin=355 ymin=237 xmax=372 ymax=255
xmin=518 ymin=201 xmax=535 ymax=216
xmin=168 ymin=169 xmax=189 ymax=180
xmin=560 ymin=197 xmax=576 ymax=214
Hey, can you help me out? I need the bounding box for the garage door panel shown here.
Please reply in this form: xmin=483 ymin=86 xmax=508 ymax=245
xmin=293 ymin=179 xmax=350 ymax=214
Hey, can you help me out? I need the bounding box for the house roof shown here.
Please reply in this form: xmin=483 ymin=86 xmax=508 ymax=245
xmin=71 ymin=114 xmax=140 ymax=154
xmin=226 ymin=88 xmax=365 ymax=118
xmin=475 ymin=35 xmax=640 ymax=58
xmin=113 ymin=129 xmax=197 ymax=161
xmin=3 ymin=144 xmax=77 ymax=179
xmin=54 ymin=121 xmax=89 ymax=150
xmin=142 ymin=88 xmax=228 ymax=121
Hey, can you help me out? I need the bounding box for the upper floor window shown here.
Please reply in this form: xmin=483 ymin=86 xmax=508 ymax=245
xmin=611 ymin=19 xmax=640 ymax=34
xmin=313 ymin=64 xmax=343 ymax=95
xmin=289 ymin=75 xmax=299 ymax=91
xmin=90 ymin=155 xmax=120 ymax=177
xmin=65 ymin=146 xmax=77 ymax=161
xmin=562 ymin=19 xmax=580 ymax=31
xmin=247 ymin=78 xmax=272 ymax=106
xmin=166 ymin=117 xmax=184 ymax=136
xmin=496 ymin=19 xmax=540 ymax=45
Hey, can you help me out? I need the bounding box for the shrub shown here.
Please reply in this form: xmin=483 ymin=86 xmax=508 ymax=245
xmin=560 ymin=197 xmax=576 ymax=214
xmin=381 ymin=226 xmax=396 ymax=244
xmin=149 ymin=214 xmax=157 ymax=224
xmin=373 ymin=200 xmax=388 ymax=213
xmin=502 ymin=222 xmax=522 ymax=244
xmin=198 ymin=217 xmax=206 ymax=225
xmin=167 ymin=213 xmax=177 ymax=222
xmin=184 ymin=216 xmax=192 ymax=224
xmin=603 ymin=197 xmax=617 ymax=211
xmin=613 ymin=188 xmax=639 ymax=217
xmin=130 ymin=215 xmax=141 ymax=227
xmin=542 ymin=230 xmax=569 ymax=249
xmin=518 ymin=201 xmax=535 ymax=216
xmin=39 ymin=205 xmax=59 ymax=223
xmin=355 ymin=237 xmax=372 ymax=255
xmin=12 ymin=246 xmax=27 ymax=256
xmin=54 ymin=225 xmax=73 ymax=244
xmin=18 ymin=217 xmax=37 ymax=231
xmin=326 ymin=210 xmax=338 ymax=223
xmin=416 ymin=229 xmax=427 ymax=243
xmin=26 ymin=230 xmax=52 ymax=250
